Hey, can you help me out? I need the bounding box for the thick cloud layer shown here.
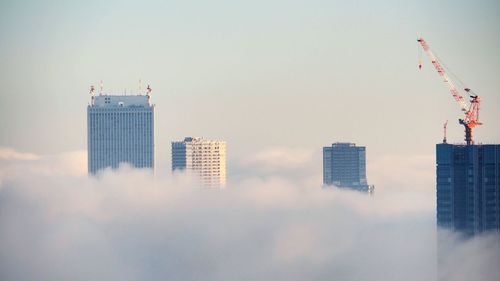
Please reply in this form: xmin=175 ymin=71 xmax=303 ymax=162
xmin=0 ymin=148 xmax=498 ymax=281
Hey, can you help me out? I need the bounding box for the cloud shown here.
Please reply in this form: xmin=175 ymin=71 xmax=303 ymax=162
xmin=232 ymin=147 xmax=321 ymax=186
xmin=242 ymin=147 xmax=315 ymax=170
xmin=368 ymin=153 xmax=435 ymax=191
xmin=0 ymin=147 xmax=39 ymax=160
xmin=0 ymin=148 xmax=498 ymax=281
xmin=0 ymin=147 xmax=86 ymax=187
xmin=437 ymin=231 xmax=500 ymax=281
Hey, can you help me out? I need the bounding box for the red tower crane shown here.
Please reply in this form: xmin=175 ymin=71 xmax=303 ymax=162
xmin=417 ymin=37 xmax=482 ymax=145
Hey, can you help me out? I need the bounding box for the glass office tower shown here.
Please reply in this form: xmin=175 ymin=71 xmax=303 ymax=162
xmin=323 ymin=142 xmax=372 ymax=192
xmin=87 ymin=94 xmax=154 ymax=174
xmin=436 ymin=143 xmax=500 ymax=235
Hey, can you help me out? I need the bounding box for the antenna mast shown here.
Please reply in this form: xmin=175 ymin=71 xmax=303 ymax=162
xmin=443 ymin=120 xmax=448 ymax=144
xmin=99 ymin=80 xmax=104 ymax=95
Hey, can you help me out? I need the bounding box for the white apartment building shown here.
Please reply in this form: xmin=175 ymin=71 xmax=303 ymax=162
xmin=172 ymin=137 xmax=226 ymax=188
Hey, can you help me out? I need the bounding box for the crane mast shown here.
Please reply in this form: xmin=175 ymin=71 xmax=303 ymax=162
xmin=443 ymin=120 xmax=448 ymax=144
xmin=417 ymin=37 xmax=482 ymax=145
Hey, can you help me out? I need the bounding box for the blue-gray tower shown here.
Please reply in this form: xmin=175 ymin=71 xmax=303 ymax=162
xmin=436 ymin=143 xmax=500 ymax=235
xmin=87 ymin=88 xmax=155 ymax=174
xmin=323 ymin=142 xmax=373 ymax=192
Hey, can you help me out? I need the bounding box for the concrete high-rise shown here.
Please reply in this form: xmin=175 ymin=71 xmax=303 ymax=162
xmin=87 ymin=92 xmax=154 ymax=174
xmin=436 ymin=143 xmax=500 ymax=235
xmin=172 ymin=137 xmax=226 ymax=187
xmin=323 ymin=142 xmax=373 ymax=192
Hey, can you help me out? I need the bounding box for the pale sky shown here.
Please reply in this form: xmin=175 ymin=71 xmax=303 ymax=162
xmin=1 ymin=0 xmax=499 ymax=175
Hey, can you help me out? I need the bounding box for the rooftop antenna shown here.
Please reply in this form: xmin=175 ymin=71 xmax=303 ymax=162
xmin=99 ymin=80 xmax=104 ymax=95
xmin=146 ymin=84 xmax=152 ymax=96
xmin=443 ymin=120 xmax=448 ymax=144
xmin=417 ymin=37 xmax=423 ymax=70
xmin=90 ymin=85 xmax=96 ymax=105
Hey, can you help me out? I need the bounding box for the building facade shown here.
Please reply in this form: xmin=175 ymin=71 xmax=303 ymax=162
xmin=172 ymin=137 xmax=226 ymax=187
xmin=323 ymin=142 xmax=372 ymax=192
xmin=436 ymin=143 xmax=500 ymax=235
xmin=87 ymin=94 xmax=154 ymax=174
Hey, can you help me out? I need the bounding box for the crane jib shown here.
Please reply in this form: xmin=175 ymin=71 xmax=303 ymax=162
xmin=417 ymin=37 xmax=482 ymax=145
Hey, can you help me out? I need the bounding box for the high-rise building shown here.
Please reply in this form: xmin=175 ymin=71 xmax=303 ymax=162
xmin=172 ymin=137 xmax=226 ymax=187
xmin=87 ymin=92 xmax=155 ymax=174
xmin=436 ymin=143 xmax=500 ymax=235
xmin=323 ymin=142 xmax=373 ymax=192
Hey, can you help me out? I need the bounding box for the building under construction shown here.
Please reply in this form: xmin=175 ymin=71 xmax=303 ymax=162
xmin=418 ymin=38 xmax=500 ymax=235
xmin=436 ymin=144 xmax=500 ymax=235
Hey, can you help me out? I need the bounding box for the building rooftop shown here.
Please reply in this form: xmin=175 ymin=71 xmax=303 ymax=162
xmin=174 ymin=137 xmax=226 ymax=143
xmin=331 ymin=142 xmax=358 ymax=147
xmin=90 ymin=95 xmax=151 ymax=107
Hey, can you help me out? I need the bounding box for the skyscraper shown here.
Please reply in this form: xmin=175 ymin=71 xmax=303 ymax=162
xmin=323 ymin=142 xmax=373 ymax=192
xmin=87 ymin=91 xmax=155 ymax=174
xmin=436 ymin=143 xmax=500 ymax=235
xmin=172 ymin=137 xmax=226 ymax=188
